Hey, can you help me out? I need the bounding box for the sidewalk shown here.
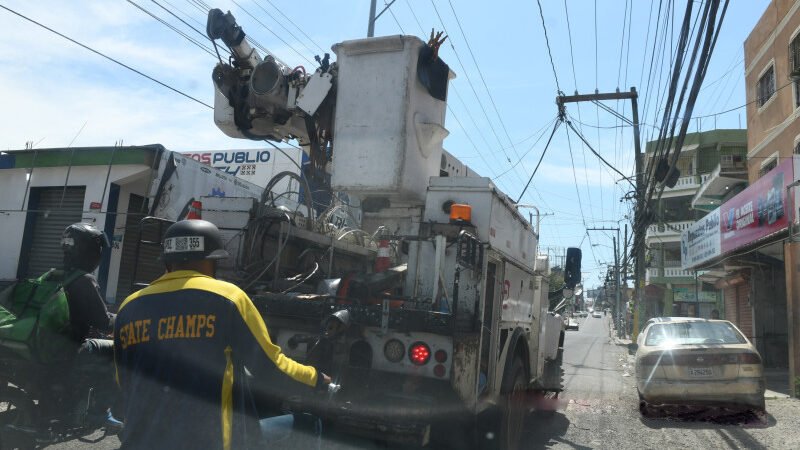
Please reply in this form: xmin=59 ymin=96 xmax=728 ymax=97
xmin=764 ymin=368 xmax=792 ymax=399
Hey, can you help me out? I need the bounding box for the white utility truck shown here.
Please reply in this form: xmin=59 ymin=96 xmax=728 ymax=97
xmin=141 ymin=10 xmax=579 ymax=449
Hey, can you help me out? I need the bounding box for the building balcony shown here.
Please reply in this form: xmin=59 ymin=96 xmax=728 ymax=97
xmin=646 ymin=265 xmax=695 ymax=283
xmin=645 ymin=220 xmax=694 ymax=241
xmin=664 ymin=267 xmax=694 ymax=278
xmin=661 ymin=174 xmax=709 ymax=198
xmin=691 ymin=162 xmax=748 ymax=210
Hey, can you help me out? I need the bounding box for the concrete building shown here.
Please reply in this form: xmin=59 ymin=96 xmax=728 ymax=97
xmin=0 ymin=146 xmax=162 ymax=304
xmin=742 ymin=0 xmax=800 ymax=395
xmin=679 ymin=1 xmax=800 ymax=395
xmin=644 ymin=130 xmax=747 ymax=321
xmin=0 ymin=145 xmax=296 ymax=306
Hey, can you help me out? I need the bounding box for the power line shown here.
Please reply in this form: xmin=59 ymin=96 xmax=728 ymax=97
xmin=446 ymin=0 xmax=524 ymax=162
xmin=260 ymin=0 xmax=327 ymax=54
xmin=0 ymin=3 xmax=212 ymax=109
xmin=427 ymin=1 xmax=533 ymax=198
xmin=230 ymin=0 xmax=315 ymax=65
xmin=127 ymin=0 xmax=217 ymax=58
xmin=161 ymin=0 xmax=206 ymax=28
xmin=399 ymin=2 xmax=524 ymax=198
xmin=405 ymin=0 xmax=426 ymax=34
xmin=181 ymin=0 xmax=271 ymax=65
xmin=564 ymin=120 xmax=635 ymax=188
xmin=563 ymin=0 xmax=599 ymax=232
xmin=515 ymin=120 xmax=561 ymax=203
xmin=565 ymin=125 xmax=588 ymax=228
xmin=535 ymin=0 xmax=561 ymax=93
xmin=494 ymin=117 xmax=558 ymax=179
xmin=251 ymin=0 xmax=322 ymax=57
xmin=150 ymin=0 xmax=214 ymax=45
xmin=385 ymin=1 xmax=406 ymax=34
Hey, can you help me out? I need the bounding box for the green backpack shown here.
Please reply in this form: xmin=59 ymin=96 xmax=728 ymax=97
xmin=0 ymin=269 xmax=85 ymax=364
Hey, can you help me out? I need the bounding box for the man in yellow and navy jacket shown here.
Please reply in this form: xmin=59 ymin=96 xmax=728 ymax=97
xmin=114 ymin=219 xmax=330 ymax=450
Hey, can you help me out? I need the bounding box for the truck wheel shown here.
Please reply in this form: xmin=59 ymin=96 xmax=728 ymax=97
xmin=498 ymin=358 xmax=527 ymax=450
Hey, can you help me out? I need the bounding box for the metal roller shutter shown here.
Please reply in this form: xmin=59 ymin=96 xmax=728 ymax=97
xmin=25 ymin=187 xmax=86 ymax=278
xmin=115 ymin=194 xmax=165 ymax=302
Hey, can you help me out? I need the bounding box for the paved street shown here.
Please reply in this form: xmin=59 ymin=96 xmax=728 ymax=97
xmin=28 ymin=313 xmax=800 ymax=449
xmin=522 ymin=314 xmax=800 ymax=449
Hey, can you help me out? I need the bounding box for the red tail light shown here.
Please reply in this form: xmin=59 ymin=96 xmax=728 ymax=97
xmin=409 ymin=342 xmax=431 ymax=365
xmin=739 ymin=352 xmax=762 ymax=364
xmin=434 ymin=349 xmax=448 ymax=363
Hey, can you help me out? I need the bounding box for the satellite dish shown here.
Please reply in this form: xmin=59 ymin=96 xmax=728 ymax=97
xmin=574 ymin=288 xmax=583 ymax=297
xmin=563 ymin=288 xmax=574 ymax=298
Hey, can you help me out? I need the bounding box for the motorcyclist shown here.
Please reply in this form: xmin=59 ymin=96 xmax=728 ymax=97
xmin=60 ymin=223 xmax=122 ymax=431
xmin=113 ymin=219 xmax=332 ymax=450
xmin=61 ymin=223 xmax=115 ymax=342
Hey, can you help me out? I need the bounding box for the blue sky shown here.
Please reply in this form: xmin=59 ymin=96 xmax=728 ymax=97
xmin=0 ymin=0 xmax=771 ymax=288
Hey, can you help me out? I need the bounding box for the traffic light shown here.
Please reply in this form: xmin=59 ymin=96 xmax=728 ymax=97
xmin=564 ymin=247 xmax=582 ymax=289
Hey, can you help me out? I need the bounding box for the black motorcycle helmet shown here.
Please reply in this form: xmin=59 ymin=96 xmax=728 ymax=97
xmin=161 ymin=220 xmax=230 ymax=263
xmin=62 ymin=223 xmax=111 ymax=273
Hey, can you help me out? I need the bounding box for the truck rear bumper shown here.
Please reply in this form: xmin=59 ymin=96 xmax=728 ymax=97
xmin=286 ymin=390 xmax=471 ymax=446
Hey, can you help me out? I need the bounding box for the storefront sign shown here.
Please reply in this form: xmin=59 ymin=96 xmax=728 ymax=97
xmin=673 ymin=286 xmax=718 ymax=303
xmin=681 ymin=207 xmax=720 ymax=270
xmin=181 ymin=148 xmax=302 ymax=188
xmin=720 ymin=158 xmax=793 ymax=253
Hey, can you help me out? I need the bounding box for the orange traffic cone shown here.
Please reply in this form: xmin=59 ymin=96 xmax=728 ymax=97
xmin=186 ymin=201 xmax=202 ymax=220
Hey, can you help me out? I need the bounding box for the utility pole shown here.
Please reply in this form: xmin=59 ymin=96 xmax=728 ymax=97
xmin=630 ymin=88 xmax=644 ymax=342
xmin=367 ymin=0 xmax=377 ymax=37
xmin=613 ymin=235 xmax=621 ymax=338
xmin=558 ymin=87 xmax=645 ymax=342
xmin=622 ymin=224 xmax=629 ymax=287
xmin=587 ymin=226 xmax=622 ymax=335
xmin=367 ymin=0 xmax=396 ymax=37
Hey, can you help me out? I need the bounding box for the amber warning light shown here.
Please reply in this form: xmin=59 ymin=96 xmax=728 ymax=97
xmin=449 ymin=203 xmax=472 ymax=224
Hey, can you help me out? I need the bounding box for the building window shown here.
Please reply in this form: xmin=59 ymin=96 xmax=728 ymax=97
xmin=757 ymin=65 xmax=776 ymax=107
xmin=795 ymin=141 xmax=800 ymax=155
xmin=759 ymin=158 xmax=778 ymax=177
xmin=795 ymin=79 xmax=800 ymax=109
xmin=791 ymin=32 xmax=800 ymax=78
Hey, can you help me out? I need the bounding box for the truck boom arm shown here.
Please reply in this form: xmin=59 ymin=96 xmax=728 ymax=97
xmin=206 ymin=9 xmax=335 ymax=170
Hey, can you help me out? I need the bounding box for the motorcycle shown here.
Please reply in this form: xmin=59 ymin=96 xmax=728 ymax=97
xmin=0 ymin=338 xmax=118 ymax=449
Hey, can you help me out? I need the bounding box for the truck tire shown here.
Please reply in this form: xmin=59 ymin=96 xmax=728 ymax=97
xmin=498 ymin=357 xmax=527 ymax=450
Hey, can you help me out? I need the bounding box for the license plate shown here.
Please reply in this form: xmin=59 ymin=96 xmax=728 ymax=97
xmin=688 ymin=367 xmax=713 ymax=377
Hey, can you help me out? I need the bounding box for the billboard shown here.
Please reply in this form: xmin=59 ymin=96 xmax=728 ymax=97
xmin=181 ymin=148 xmax=303 ymax=190
xmin=720 ymin=158 xmax=792 ymax=253
xmin=149 ymin=151 xmax=264 ymax=221
xmin=681 ymin=207 xmax=721 ymax=270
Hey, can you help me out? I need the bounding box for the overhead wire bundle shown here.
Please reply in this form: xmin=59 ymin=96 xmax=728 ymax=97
xmin=633 ymin=0 xmax=731 ymax=265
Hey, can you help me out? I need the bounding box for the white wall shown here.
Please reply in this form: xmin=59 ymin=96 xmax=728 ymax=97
xmin=0 ymin=164 xmax=151 ymax=295
xmin=104 ymin=175 xmax=151 ymax=303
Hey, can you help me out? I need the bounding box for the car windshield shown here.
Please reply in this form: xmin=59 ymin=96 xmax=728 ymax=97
xmin=645 ymin=322 xmax=747 ymax=346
